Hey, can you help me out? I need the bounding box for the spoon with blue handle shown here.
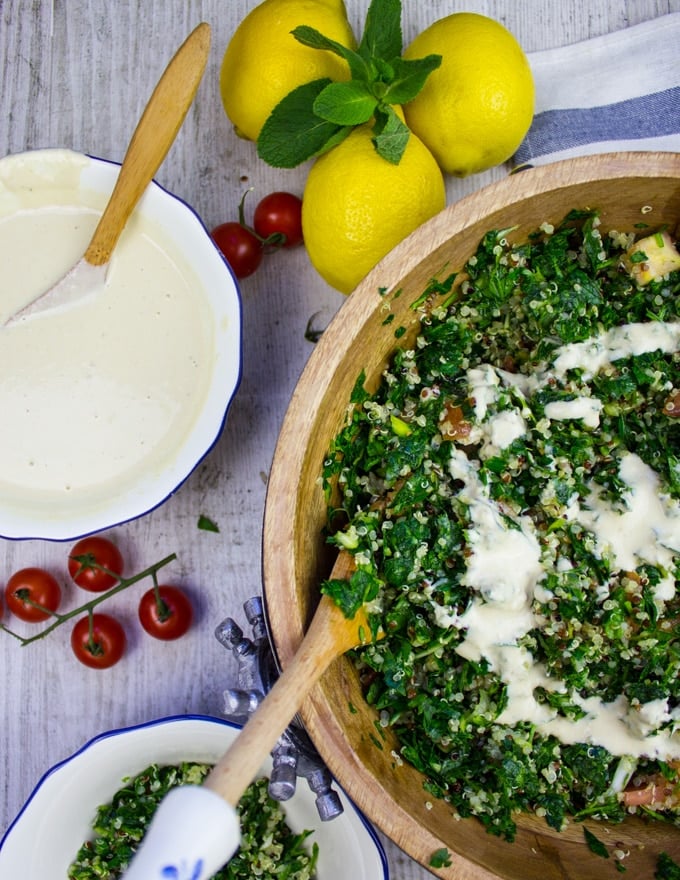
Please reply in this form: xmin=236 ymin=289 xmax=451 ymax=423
xmin=121 ymin=552 xmax=381 ymax=880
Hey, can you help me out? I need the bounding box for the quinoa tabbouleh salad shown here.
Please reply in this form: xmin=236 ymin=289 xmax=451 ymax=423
xmin=69 ymin=763 xmax=318 ymax=880
xmin=321 ymin=209 xmax=680 ymax=842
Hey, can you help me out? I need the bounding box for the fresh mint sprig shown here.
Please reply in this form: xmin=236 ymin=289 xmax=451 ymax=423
xmin=256 ymin=0 xmax=441 ymax=167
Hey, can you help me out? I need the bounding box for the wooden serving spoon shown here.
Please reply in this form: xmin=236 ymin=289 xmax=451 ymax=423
xmin=5 ymin=22 xmax=211 ymax=327
xmin=204 ymin=552 xmax=373 ymax=803
xmin=121 ymin=552 xmax=380 ymax=880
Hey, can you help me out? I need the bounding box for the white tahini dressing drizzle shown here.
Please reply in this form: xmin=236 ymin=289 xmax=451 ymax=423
xmin=543 ymin=396 xmax=603 ymax=429
xmin=552 ymin=321 xmax=680 ymax=380
xmin=569 ymin=453 xmax=680 ymax=601
xmin=432 ymin=318 xmax=680 ymax=759
xmin=0 ymin=150 xmax=216 ymax=517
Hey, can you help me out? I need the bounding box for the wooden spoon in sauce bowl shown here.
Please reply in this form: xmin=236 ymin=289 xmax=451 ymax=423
xmin=120 ymin=551 xmax=381 ymax=880
xmin=4 ymin=22 xmax=211 ymax=327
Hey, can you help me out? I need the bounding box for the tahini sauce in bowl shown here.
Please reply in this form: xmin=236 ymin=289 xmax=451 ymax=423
xmin=0 ymin=149 xmax=241 ymax=540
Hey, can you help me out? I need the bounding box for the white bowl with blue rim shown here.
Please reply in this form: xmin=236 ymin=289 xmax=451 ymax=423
xmin=0 ymin=714 xmax=389 ymax=880
xmin=0 ymin=148 xmax=241 ymax=541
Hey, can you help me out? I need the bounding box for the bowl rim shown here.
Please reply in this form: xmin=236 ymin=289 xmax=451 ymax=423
xmin=0 ymin=148 xmax=243 ymax=542
xmin=262 ymin=150 xmax=680 ymax=879
xmin=0 ymin=713 xmax=390 ymax=880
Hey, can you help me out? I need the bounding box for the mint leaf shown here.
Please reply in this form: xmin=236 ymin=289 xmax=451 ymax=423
xmin=372 ymin=105 xmax=410 ymax=164
xmin=320 ymin=125 xmax=356 ymax=154
xmin=292 ymin=25 xmax=371 ymax=82
xmin=373 ymin=58 xmax=395 ymax=84
xmin=256 ymin=0 xmax=442 ymax=168
xmin=383 ymin=55 xmax=442 ymax=105
xmin=257 ymin=79 xmax=350 ymax=167
xmin=314 ymin=81 xmax=377 ymax=125
xmin=359 ymin=0 xmax=402 ymax=62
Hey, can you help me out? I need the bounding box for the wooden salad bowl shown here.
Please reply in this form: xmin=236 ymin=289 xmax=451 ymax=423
xmin=262 ymin=151 xmax=680 ymax=880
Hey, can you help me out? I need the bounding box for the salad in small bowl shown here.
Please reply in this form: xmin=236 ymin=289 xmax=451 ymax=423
xmin=0 ymin=714 xmax=389 ymax=880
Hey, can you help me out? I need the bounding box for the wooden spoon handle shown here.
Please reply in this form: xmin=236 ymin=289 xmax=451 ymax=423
xmin=204 ymin=556 xmax=367 ymax=805
xmin=84 ymin=22 xmax=211 ymax=266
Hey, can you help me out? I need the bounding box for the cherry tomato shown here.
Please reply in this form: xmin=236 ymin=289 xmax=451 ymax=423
xmin=138 ymin=585 xmax=193 ymax=641
xmin=253 ymin=192 xmax=303 ymax=248
xmin=5 ymin=568 xmax=62 ymax=622
xmin=211 ymin=222 xmax=263 ymax=279
xmin=68 ymin=536 xmax=124 ymax=593
xmin=71 ymin=613 xmax=126 ymax=669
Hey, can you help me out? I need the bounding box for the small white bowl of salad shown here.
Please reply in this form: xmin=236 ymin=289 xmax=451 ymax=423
xmin=0 ymin=714 xmax=389 ymax=880
xmin=0 ymin=148 xmax=242 ymax=541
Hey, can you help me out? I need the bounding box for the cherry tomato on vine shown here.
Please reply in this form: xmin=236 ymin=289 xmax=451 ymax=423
xmin=211 ymin=222 xmax=263 ymax=279
xmin=253 ymin=192 xmax=303 ymax=249
xmin=138 ymin=585 xmax=193 ymax=641
xmin=68 ymin=536 xmax=124 ymax=593
xmin=5 ymin=568 xmax=62 ymax=622
xmin=71 ymin=613 xmax=126 ymax=669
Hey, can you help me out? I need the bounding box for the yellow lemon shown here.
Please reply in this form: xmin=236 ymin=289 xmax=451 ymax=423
xmin=302 ymin=123 xmax=446 ymax=294
xmin=220 ymin=0 xmax=356 ymax=142
xmin=403 ymin=12 xmax=534 ymax=177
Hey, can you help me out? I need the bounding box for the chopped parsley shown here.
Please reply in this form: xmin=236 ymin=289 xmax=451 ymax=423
xmin=68 ymin=763 xmax=318 ymax=879
xmin=429 ymin=847 xmax=452 ymax=868
xmin=321 ymin=210 xmax=680 ymax=842
xmin=198 ymin=514 xmax=220 ymax=533
xmin=657 ymin=851 xmax=680 ymax=879
xmin=583 ymin=826 xmax=609 ymax=859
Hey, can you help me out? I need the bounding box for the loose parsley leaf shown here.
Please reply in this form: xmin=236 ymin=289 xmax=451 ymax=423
xmin=322 ymin=569 xmax=381 ymax=618
xmin=657 ymin=852 xmax=680 ymax=879
xmin=429 ymin=848 xmax=453 ymax=868
xmin=583 ymin=826 xmax=610 ymax=859
xmin=197 ymin=514 xmax=219 ymax=532
xmin=349 ymin=370 xmax=370 ymax=405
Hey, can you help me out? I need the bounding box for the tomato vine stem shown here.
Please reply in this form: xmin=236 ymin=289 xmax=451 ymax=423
xmin=0 ymin=553 xmax=177 ymax=646
xmin=150 ymin=568 xmax=171 ymax=621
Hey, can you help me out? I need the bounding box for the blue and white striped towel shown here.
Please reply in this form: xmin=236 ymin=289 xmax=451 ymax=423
xmin=513 ymin=13 xmax=680 ymax=168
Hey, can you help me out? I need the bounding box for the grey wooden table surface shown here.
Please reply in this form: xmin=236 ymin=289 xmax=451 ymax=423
xmin=1 ymin=1 xmax=679 ymax=877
